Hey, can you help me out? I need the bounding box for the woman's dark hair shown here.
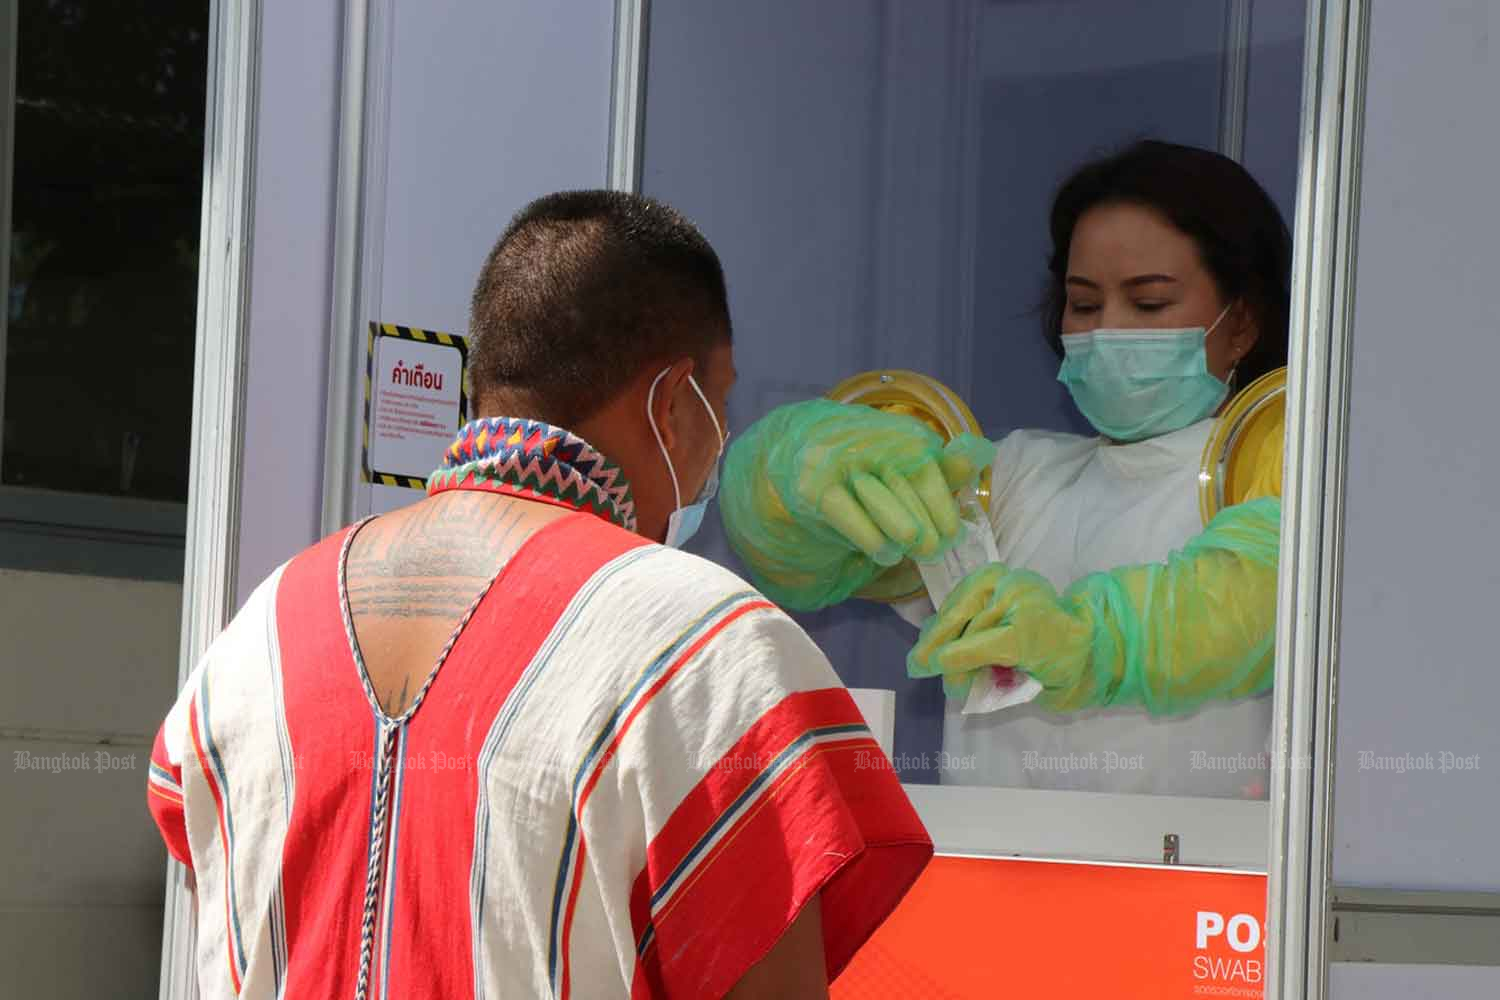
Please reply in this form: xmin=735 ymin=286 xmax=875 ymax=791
xmin=1041 ymin=140 xmax=1293 ymax=388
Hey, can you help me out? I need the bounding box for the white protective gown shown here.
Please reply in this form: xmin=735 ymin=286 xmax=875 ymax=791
xmin=900 ymin=418 xmax=1273 ymax=798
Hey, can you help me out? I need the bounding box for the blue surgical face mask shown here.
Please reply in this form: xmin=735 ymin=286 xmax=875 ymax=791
xmin=647 ymin=369 xmax=725 ymax=547
xmin=1057 ymin=304 xmax=1233 ymax=443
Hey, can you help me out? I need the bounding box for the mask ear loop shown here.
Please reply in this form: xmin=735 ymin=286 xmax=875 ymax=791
xmin=685 ymin=374 xmax=726 ymax=455
xmin=646 ymin=369 xmax=683 ymax=511
xmin=1208 ymin=301 xmax=1240 ymax=391
xmin=1205 ymin=300 xmax=1235 ymax=337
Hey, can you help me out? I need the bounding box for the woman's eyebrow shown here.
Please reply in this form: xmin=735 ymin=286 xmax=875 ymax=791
xmin=1123 ymin=273 xmax=1179 ymax=287
xmin=1065 ymin=275 xmax=1100 ymax=289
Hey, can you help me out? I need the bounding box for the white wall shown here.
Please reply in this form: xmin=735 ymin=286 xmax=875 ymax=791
xmin=0 ymin=570 xmax=182 ymax=999
xmin=230 ymin=0 xmax=621 ymax=629
xmin=1329 ymin=963 xmax=1500 ymax=999
xmin=357 ymin=0 xmax=615 ymax=518
xmin=1327 ymin=0 xmax=1498 ymax=988
xmin=234 ymin=0 xmax=344 ymax=603
xmin=1330 ymin=0 xmax=1500 ymax=893
xmin=377 ymin=0 xmax=613 ymax=337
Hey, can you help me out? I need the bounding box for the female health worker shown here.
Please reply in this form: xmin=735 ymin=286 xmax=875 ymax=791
xmin=719 ymin=141 xmax=1291 ymax=798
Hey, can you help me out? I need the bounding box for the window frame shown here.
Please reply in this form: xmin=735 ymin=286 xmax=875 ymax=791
xmin=0 ymin=0 xmax=197 ymax=577
xmin=0 ymin=485 xmax=186 ymax=580
xmin=0 ymin=0 xmax=15 ymax=484
xmin=1264 ymin=0 xmax=1371 ymax=995
xmin=909 ymin=784 xmax=1268 ymax=869
xmin=158 ymin=0 xmax=260 ymax=994
xmin=898 ymin=0 xmax=1365 ymax=916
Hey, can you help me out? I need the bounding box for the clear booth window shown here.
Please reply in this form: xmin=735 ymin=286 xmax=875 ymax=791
xmin=643 ymin=0 xmax=1305 ymax=835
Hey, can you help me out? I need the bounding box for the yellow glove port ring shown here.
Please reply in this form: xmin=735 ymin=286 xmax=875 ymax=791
xmin=1198 ymin=366 xmax=1288 ymax=525
xmin=825 ymin=370 xmax=992 ymax=604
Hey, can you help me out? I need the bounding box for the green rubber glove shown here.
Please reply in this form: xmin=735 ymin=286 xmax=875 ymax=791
xmin=720 ymin=398 xmax=995 ymax=611
xmin=907 ymin=497 xmax=1282 ymax=714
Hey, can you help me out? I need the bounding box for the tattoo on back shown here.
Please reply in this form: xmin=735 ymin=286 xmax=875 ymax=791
xmin=348 ymin=495 xmax=537 ymax=718
xmin=384 ymin=675 xmax=411 ymax=717
xmin=346 ymin=495 xmax=528 ymax=620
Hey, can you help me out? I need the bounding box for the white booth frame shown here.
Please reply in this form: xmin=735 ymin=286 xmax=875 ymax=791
xmin=163 ymin=0 xmax=1369 ymax=996
xmin=1266 ymin=0 xmax=1370 ymax=997
xmin=160 ymin=0 xmax=262 ymax=995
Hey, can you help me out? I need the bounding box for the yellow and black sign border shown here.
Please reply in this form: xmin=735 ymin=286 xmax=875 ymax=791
xmin=364 ymin=321 xmax=469 ymax=490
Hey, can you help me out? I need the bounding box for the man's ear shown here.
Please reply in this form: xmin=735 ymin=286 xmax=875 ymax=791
xmin=647 ymin=357 xmax=697 ymax=452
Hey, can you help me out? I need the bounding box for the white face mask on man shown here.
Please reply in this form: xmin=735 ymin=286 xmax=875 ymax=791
xmin=646 ymin=369 xmax=726 ymax=547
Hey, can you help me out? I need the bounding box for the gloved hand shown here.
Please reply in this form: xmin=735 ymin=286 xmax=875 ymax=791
xmin=908 ymin=565 xmax=1091 ymax=702
xmin=720 ymin=398 xmax=995 ymax=611
xmin=907 ymin=497 xmax=1282 ymax=714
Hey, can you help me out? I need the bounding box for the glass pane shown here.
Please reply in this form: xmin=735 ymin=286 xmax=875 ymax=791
xmin=644 ymin=0 xmax=1305 ymax=810
xmin=2 ymin=0 xmax=207 ymax=501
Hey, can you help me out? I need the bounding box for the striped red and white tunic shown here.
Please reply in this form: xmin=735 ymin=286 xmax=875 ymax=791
xmin=147 ymin=511 xmax=931 ymax=999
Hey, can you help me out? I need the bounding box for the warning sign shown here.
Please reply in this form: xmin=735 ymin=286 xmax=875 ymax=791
xmin=364 ymin=322 xmax=468 ymax=489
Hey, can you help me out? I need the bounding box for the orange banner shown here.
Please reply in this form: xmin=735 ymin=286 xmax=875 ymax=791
xmin=833 ymin=856 xmax=1267 ymax=999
